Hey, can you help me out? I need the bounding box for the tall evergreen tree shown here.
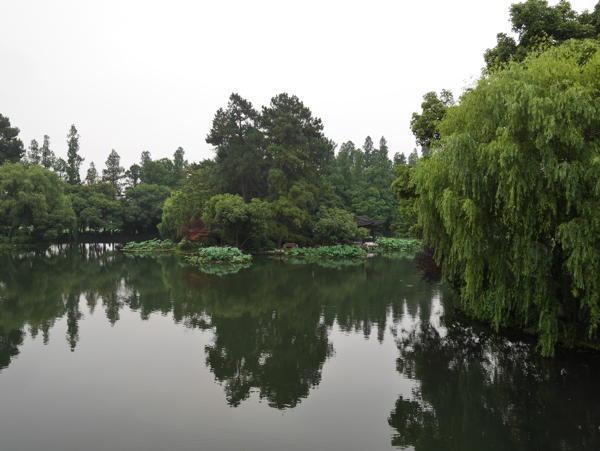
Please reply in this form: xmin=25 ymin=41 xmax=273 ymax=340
xmin=393 ymin=152 xmax=407 ymax=166
xmin=85 ymin=162 xmax=98 ymax=185
xmin=0 ymin=114 xmax=24 ymax=164
xmin=125 ymin=163 xmax=141 ymax=188
xmin=261 ymin=93 xmax=334 ymax=189
xmin=40 ymin=135 xmax=55 ymax=169
xmin=27 ymin=139 xmax=41 ymax=165
xmin=102 ymin=150 xmax=124 ymax=196
xmin=66 ymin=125 xmax=83 ymax=185
xmin=363 ymin=136 xmax=374 ymax=168
xmin=141 ymin=150 xmax=151 ymax=165
xmin=53 ymin=157 xmax=68 ymax=181
xmin=173 ymin=146 xmax=186 ymax=183
xmin=408 ymin=149 xmax=419 ymax=167
xmin=207 ymin=93 xmax=265 ymax=200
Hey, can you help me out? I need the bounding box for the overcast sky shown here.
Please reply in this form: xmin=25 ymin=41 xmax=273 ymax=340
xmin=1 ymin=0 xmax=597 ymax=169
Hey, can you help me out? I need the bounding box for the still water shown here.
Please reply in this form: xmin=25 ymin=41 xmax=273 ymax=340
xmin=0 ymin=244 xmax=599 ymax=451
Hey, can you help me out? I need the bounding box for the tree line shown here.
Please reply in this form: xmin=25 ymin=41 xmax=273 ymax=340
xmin=1 ymin=93 xmax=414 ymax=245
xmin=0 ymin=120 xmax=191 ymax=239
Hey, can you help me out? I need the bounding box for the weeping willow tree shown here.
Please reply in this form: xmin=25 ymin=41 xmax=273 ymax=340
xmin=415 ymin=40 xmax=600 ymax=356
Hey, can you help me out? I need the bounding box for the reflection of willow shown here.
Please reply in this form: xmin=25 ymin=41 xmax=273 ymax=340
xmin=388 ymin=303 xmax=600 ymax=451
xmin=0 ymin=247 xmax=437 ymax=410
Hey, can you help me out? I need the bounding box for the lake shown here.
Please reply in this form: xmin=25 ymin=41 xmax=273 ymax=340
xmin=1 ymin=244 xmax=599 ymax=451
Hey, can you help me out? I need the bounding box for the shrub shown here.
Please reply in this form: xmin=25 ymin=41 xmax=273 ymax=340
xmin=313 ymin=207 xmax=365 ymax=244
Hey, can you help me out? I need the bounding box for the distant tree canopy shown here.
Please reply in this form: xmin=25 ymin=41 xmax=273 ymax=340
xmin=484 ymin=0 xmax=600 ymax=71
xmin=414 ymin=40 xmax=600 ymax=355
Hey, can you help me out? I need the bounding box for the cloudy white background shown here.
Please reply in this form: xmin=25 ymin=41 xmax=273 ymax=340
xmin=1 ymin=0 xmax=596 ymax=169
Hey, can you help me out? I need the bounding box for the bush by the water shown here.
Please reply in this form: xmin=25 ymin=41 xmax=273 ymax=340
xmin=285 ymin=245 xmax=366 ymax=259
xmin=122 ymin=238 xmax=175 ymax=251
xmin=376 ymin=237 xmax=421 ymax=252
xmin=187 ymin=246 xmax=252 ymax=265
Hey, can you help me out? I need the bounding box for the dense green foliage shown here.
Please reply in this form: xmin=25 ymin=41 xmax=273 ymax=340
xmin=0 ymin=163 xmax=75 ymax=240
xmin=285 ymin=245 xmax=366 ymax=259
xmin=414 ymin=40 xmax=600 ymax=355
xmin=157 ymin=163 xmax=215 ymax=239
xmin=313 ymin=207 xmax=368 ymax=244
xmin=122 ymin=183 xmax=170 ymax=234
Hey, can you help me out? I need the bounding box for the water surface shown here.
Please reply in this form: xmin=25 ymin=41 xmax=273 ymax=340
xmin=0 ymin=245 xmax=599 ymax=450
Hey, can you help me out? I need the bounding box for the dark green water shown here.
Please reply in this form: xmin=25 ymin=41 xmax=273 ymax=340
xmin=1 ymin=244 xmax=599 ymax=451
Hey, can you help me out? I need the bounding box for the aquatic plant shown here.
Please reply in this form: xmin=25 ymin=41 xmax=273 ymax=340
xmin=186 ymin=246 xmax=252 ymax=265
xmin=375 ymin=237 xmax=421 ymax=252
xmin=122 ymin=238 xmax=176 ymax=252
xmin=285 ymin=245 xmax=366 ymax=259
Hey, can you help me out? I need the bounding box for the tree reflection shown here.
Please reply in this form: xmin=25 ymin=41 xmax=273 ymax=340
xmin=388 ymin=304 xmax=600 ymax=450
xmin=0 ymin=246 xmax=431 ymax=410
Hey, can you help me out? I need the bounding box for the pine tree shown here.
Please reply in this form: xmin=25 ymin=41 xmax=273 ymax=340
xmin=125 ymin=164 xmax=141 ymax=188
xmin=27 ymin=139 xmax=42 ymax=165
xmin=66 ymin=125 xmax=84 ymax=184
xmin=363 ymin=136 xmax=374 ymax=168
xmin=85 ymin=162 xmax=98 ymax=185
xmin=393 ymin=152 xmax=407 ymax=166
xmin=0 ymin=114 xmax=24 ymax=164
xmin=173 ymin=146 xmax=186 ymax=182
xmin=53 ymin=157 xmax=68 ymax=181
xmin=408 ymin=149 xmax=419 ymax=167
xmin=41 ymin=135 xmax=55 ymax=169
xmin=102 ymin=149 xmax=124 ymax=196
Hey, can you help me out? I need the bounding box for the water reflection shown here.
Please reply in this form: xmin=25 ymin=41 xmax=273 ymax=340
xmin=1 ymin=245 xmax=599 ymax=449
xmin=0 ymin=245 xmax=430 ymax=410
xmin=388 ymin=296 xmax=600 ymax=450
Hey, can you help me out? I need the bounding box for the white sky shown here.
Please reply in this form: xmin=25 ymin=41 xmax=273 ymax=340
xmin=1 ymin=0 xmax=597 ymax=169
